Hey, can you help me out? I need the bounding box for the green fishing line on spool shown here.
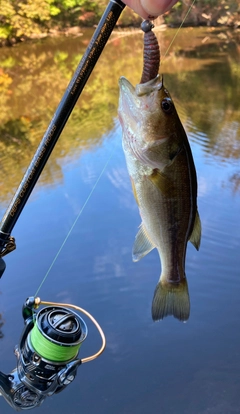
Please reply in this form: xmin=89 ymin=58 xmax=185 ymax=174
xmin=30 ymin=323 xmax=81 ymax=362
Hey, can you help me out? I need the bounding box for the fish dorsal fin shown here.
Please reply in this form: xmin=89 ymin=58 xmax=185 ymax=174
xmin=132 ymin=223 xmax=155 ymax=262
xmin=189 ymin=210 xmax=201 ymax=250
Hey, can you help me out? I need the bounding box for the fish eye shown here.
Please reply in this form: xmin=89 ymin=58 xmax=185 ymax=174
xmin=161 ymin=98 xmax=173 ymax=114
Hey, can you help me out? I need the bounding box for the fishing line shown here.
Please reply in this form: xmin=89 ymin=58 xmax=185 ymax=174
xmin=34 ymin=2 xmax=196 ymax=296
xmin=163 ymin=0 xmax=197 ymax=60
xmin=35 ymin=151 xmax=114 ymax=297
xmin=30 ymin=321 xmax=81 ymax=362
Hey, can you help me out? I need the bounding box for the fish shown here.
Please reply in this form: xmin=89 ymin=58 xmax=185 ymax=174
xmin=118 ymin=74 xmax=201 ymax=322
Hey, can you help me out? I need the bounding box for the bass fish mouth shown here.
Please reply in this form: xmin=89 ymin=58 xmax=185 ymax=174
xmin=118 ymin=77 xmax=137 ymax=126
xmin=118 ymin=75 xmax=169 ymax=166
xmin=118 ymin=75 xmax=163 ymax=129
xmin=118 ymin=76 xmax=135 ymax=95
xmin=135 ymin=74 xmax=163 ymax=96
xmin=119 ymin=74 xmax=163 ymax=100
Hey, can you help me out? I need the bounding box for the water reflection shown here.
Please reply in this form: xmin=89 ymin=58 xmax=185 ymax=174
xmin=229 ymin=171 xmax=240 ymax=194
xmin=0 ymin=27 xmax=239 ymax=206
xmin=0 ymin=26 xmax=240 ymax=414
xmin=0 ymin=314 xmax=4 ymax=339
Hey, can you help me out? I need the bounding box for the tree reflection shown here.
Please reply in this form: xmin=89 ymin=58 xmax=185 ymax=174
xmin=0 ymin=27 xmax=239 ymax=204
xmin=229 ymin=172 xmax=240 ymax=195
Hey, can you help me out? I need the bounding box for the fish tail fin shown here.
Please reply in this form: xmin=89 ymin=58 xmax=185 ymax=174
xmin=151 ymin=278 xmax=190 ymax=322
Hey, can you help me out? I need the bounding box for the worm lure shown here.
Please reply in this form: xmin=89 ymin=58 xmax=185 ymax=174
xmin=140 ymin=20 xmax=160 ymax=84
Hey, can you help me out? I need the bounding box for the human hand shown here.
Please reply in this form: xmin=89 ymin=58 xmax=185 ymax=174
xmin=122 ymin=0 xmax=178 ymax=19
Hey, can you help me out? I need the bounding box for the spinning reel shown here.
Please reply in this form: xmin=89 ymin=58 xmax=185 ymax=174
xmin=0 ymin=297 xmax=106 ymax=411
xmin=0 ymin=0 xmax=126 ymax=410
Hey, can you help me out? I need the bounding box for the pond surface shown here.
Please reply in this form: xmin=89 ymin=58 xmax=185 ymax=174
xmin=0 ymin=26 xmax=240 ymax=413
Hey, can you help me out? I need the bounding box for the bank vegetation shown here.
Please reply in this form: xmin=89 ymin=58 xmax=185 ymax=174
xmin=0 ymin=0 xmax=239 ymax=46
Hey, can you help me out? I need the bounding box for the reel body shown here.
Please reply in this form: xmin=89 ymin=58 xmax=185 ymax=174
xmin=0 ymin=297 xmax=105 ymax=411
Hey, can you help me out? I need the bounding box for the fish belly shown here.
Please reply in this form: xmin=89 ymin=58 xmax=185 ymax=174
xmin=135 ymin=147 xmax=194 ymax=283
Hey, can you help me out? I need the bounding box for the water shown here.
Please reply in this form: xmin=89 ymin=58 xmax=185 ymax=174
xmin=0 ymin=27 xmax=239 ymax=413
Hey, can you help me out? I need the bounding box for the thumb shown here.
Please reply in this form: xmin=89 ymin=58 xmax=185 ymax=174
xmin=140 ymin=0 xmax=178 ymax=17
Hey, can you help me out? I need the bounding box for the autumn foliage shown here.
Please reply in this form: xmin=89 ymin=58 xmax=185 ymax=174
xmin=0 ymin=0 xmax=239 ymax=46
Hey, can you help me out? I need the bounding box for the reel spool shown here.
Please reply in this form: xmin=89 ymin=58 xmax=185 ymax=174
xmin=29 ymin=305 xmax=87 ymax=363
xmin=0 ymin=297 xmax=106 ymax=411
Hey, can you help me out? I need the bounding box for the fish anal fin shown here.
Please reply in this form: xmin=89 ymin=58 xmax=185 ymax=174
xmin=132 ymin=223 xmax=155 ymax=262
xmin=152 ymin=279 xmax=190 ymax=322
xmin=148 ymin=169 xmax=174 ymax=197
xmin=189 ymin=210 xmax=201 ymax=251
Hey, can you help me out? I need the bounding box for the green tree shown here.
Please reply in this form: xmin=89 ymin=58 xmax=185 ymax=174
xmin=0 ymin=0 xmax=57 ymax=43
xmin=0 ymin=0 xmax=106 ymax=44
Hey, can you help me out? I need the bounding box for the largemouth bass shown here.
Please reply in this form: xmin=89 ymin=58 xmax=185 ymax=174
xmin=118 ymin=74 xmax=201 ymax=322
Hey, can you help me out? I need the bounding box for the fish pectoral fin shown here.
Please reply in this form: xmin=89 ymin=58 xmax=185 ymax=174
xmin=189 ymin=210 xmax=201 ymax=250
xmin=148 ymin=169 xmax=174 ymax=197
xmin=132 ymin=223 xmax=155 ymax=262
xmin=130 ymin=177 xmax=139 ymax=206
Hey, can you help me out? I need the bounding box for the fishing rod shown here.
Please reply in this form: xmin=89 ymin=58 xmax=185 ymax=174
xmin=0 ymin=0 xmax=125 ymax=278
xmin=0 ymin=1 xmax=125 ymax=410
xmin=0 ymin=0 xmax=199 ymax=408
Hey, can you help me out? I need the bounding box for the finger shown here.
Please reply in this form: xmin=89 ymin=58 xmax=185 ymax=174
xmin=123 ymin=0 xmax=177 ymax=18
xmin=140 ymin=0 xmax=178 ymax=17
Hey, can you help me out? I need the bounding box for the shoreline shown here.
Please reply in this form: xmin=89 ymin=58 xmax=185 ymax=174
xmin=1 ymin=20 xmax=239 ymax=48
